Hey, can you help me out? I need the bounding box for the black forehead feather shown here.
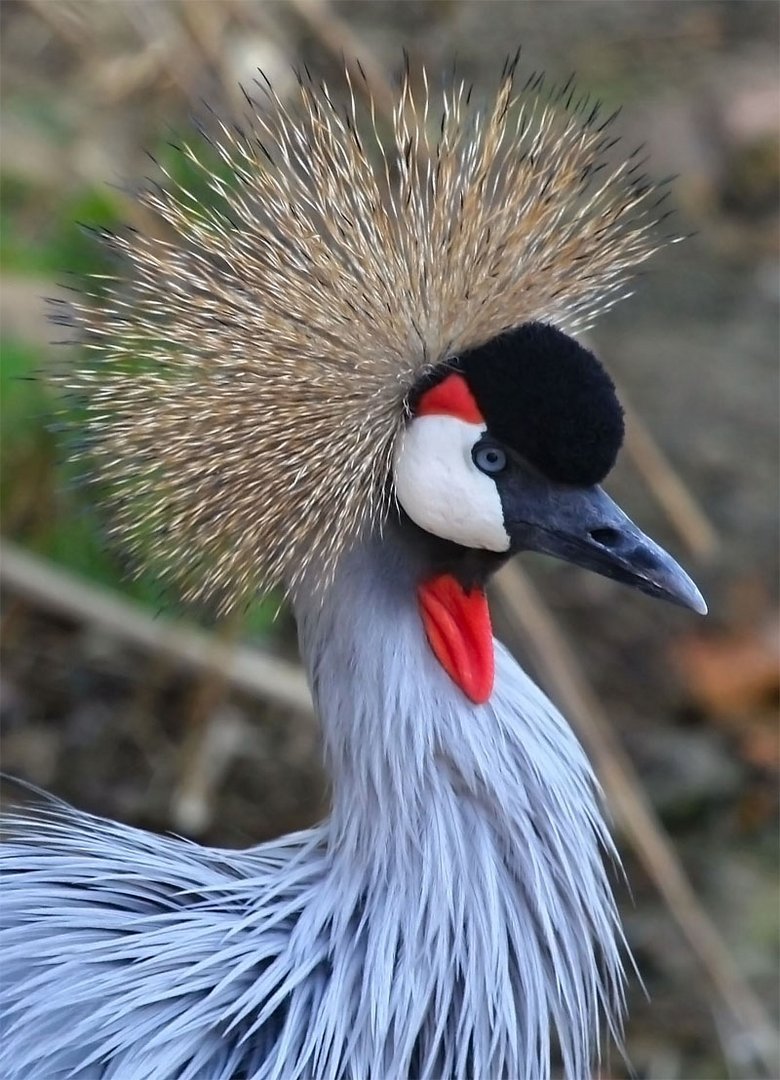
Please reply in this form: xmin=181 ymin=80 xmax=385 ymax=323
xmin=454 ymin=322 xmax=624 ymax=486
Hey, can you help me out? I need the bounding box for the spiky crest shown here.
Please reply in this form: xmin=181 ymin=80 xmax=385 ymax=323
xmin=67 ymin=62 xmax=669 ymax=610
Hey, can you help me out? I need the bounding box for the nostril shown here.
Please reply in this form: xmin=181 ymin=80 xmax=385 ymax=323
xmin=589 ymin=527 xmax=621 ymax=548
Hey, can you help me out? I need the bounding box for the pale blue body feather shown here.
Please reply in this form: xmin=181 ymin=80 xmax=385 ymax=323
xmin=0 ymin=534 xmax=626 ymax=1078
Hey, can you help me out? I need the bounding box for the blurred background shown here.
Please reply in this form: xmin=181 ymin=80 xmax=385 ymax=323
xmin=1 ymin=2 xmax=778 ymax=1077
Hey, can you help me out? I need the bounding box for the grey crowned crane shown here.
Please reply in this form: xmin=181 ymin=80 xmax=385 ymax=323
xmin=0 ymin=61 xmax=705 ymax=1080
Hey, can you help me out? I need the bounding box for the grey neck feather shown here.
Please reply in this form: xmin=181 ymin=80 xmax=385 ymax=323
xmin=0 ymin=525 xmax=627 ymax=1080
xmin=294 ymin=527 xmax=627 ymax=1078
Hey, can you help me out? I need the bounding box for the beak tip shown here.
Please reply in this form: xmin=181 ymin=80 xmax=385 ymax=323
xmin=643 ymin=558 xmax=708 ymax=615
xmin=673 ymin=576 xmax=708 ymax=616
xmin=692 ymin=591 xmax=709 ymax=617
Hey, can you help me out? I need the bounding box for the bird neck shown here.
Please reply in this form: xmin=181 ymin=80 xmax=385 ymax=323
xmin=293 ymin=527 xmax=625 ymax=1075
xmin=295 ymin=525 xmax=481 ymax=851
xmin=293 ymin=524 xmax=598 ymax=864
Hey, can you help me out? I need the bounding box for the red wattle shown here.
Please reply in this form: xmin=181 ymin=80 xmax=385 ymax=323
xmin=418 ymin=574 xmax=494 ymax=704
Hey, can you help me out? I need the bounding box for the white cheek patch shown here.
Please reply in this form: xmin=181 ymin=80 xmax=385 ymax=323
xmin=393 ymin=416 xmax=511 ymax=552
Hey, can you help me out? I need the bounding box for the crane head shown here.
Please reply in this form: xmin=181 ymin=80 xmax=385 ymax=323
xmin=66 ymin=64 xmax=701 ymax=618
xmin=394 ymin=321 xmax=706 ymax=615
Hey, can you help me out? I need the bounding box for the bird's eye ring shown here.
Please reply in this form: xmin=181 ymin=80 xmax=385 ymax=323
xmin=472 ymin=443 xmax=508 ymax=475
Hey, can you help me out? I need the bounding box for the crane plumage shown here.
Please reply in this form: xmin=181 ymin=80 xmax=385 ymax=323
xmin=2 ymin=537 xmax=625 ymax=1080
xmin=1 ymin=57 xmax=705 ymax=1079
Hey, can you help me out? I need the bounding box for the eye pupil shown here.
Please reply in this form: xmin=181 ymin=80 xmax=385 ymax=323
xmin=473 ymin=443 xmax=508 ymax=475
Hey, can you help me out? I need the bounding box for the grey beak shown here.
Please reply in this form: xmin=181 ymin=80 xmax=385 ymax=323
xmin=505 ymin=481 xmax=707 ymax=615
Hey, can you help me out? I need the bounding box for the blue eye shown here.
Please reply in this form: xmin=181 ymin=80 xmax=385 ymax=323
xmin=473 ymin=443 xmax=508 ymax=475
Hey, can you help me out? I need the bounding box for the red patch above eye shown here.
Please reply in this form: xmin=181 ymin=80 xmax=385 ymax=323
xmin=416 ymin=373 xmax=484 ymax=424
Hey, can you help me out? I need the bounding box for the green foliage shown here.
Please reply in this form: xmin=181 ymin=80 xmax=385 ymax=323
xmin=0 ymin=136 xmax=278 ymax=637
xmin=0 ymin=177 xmax=122 ymax=280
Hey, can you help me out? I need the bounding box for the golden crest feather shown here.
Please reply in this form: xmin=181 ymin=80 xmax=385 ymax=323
xmin=68 ymin=60 xmax=670 ymax=610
